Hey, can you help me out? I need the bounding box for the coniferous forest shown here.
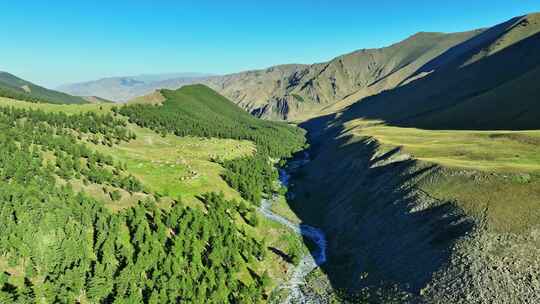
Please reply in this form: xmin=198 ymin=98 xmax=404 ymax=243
xmin=119 ymin=85 xmax=306 ymax=205
xmin=0 ymin=85 xmax=306 ymax=303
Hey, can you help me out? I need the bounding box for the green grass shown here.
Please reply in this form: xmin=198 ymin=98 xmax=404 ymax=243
xmin=271 ymin=195 xmax=302 ymax=224
xmin=346 ymin=118 xmax=540 ymax=233
xmin=67 ymin=179 xmax=150 ymax=212
xmin=92 ymin=125 xmax=255 ymax=206
xmin=347 ymin=119 xmax=540 ymax=173
xmin=422 ymin=172 xmax=540 ymax=233
xmin=0 ymin=96 xmax=114 ymax=114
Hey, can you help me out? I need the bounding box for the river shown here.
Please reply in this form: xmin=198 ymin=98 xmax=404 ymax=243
xmin=258 ymin=152 xmax=328 ymax=303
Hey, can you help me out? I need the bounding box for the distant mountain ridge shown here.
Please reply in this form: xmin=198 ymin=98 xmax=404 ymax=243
xmin=204 ymin=13 xmax=540 ymax=123
xmin=58 ymin=30 xmax=486 ymax=118
xmin=202 ymin=30 xmax=484 ymax=121
xmin=57 ymin=73 xmax=213 ymax=102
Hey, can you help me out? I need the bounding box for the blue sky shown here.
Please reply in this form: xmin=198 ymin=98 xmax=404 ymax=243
xmin=1 ymin=0 xmax=539 ymax=88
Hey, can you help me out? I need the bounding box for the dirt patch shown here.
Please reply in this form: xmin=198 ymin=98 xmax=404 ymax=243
xmin=21 ymin=85 xmax=31 ymax=93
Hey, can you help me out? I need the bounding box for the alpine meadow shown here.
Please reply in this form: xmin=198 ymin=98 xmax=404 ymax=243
xmin=2 ymin=2 xmax=540 ymax=304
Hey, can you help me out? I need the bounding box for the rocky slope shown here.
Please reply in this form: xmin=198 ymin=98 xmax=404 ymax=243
xmin=289 ymin=116 xmax=540 ymax=303
xmin=281 ymin=13 xmax=540 ymax=303
xmin=203 ymin=30 xmax=482 ymax=121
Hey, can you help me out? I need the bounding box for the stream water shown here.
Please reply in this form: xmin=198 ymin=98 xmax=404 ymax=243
xmin=258 ymin=153 xmax=328 ymax=303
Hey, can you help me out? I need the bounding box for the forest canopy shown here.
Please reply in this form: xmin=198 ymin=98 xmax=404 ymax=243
xmin=119 ymin=85 xmax=307 ymax=204
xmin=0 ymin=85 xmax=307 ymax=303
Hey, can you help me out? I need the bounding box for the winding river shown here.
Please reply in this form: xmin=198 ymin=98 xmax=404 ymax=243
xmin=258 ymin=153 xmax=328 ymax=303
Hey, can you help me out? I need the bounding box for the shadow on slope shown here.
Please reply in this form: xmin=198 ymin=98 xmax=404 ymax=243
xmin=285 ymin=117 xmax=474 ymax=300
xmin=278 ymin=14 xmax=539 ymax=300
xmin=340 ymin=20 xmax=540 ymax=130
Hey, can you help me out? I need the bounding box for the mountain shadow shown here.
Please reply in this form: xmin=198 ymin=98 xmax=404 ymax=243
xmin=279 ymin=15 xmax=540 ymax=301
xmin=282 ymin=117 xmax=474 ymax=301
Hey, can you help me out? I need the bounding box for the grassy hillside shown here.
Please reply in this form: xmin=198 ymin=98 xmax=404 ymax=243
xmin=120 ymin=84 xmax=306 ymax=157
xmin=344 ymin=119 xmax=540 ymax=231
xmin=0 ymin=87 xmax=308 ymax=303
xmin=345 ymin=119 xmax=540 ymax=173
xmin=0 ymin=72 xmax=87 ymax=104
xmin=119 ymin=85 xmax=306 ymax=207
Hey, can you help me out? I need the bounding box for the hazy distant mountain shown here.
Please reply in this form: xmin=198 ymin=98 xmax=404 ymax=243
xmin=57 ymin=73 xmax=213 ymax=102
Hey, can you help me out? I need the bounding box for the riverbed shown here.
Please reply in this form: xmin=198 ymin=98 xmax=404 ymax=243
xmin=258 ymin=153 xmax=327 ymax=303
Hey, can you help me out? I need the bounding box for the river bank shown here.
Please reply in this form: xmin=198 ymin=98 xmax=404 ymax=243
xmin=260 ymin=152 xmax=328 ymax=303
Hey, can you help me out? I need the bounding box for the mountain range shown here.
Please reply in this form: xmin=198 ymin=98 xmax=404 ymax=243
xmin=55 ymin=13 xmax=540 ymax=126
xmin=57 ymin=73 xmax=212 ymax=102
xmin=1 ymin=12 xmax=540 ymax=302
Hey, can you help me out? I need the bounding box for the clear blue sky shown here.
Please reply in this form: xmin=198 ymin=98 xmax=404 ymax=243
xmin=1 ymin=0 xmax=539 ymax=88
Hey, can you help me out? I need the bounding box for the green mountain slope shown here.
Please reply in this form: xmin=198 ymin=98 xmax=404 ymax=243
xmin=119 ymin=85 xmax=307 ymax=205
xmin=0 ymin=72 xmax=87 ymax=104
xmin=120 ymin=84 xmax=306 ymax=157
xmin=0 ymin=85 xmax=307 ymax=302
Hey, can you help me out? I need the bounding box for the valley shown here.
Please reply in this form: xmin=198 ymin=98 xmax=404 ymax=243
xmin=1 ymin=7 xmax=540 ymax=304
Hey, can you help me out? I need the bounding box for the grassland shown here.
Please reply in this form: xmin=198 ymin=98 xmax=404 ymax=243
xmin=346 ymin=119 xmax=540 ymax=173
xmin=93 ymin=126 xmax=255 ymax=206
xmin=344 ymin=118 xmax=540 ymax=233
xmin=271 ymin=195 xmax=302 ymax=225
xmin=0 ymin=96 xmax=115 ymax=114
